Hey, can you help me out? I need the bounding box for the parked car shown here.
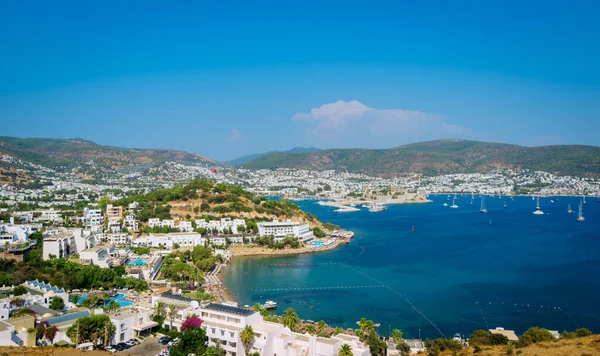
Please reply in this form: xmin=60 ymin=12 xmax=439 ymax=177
xmin=112 ymin=344 xmax=124 ymax=351
xmin=167 ymin=338 xmax=179 ymax=346
xmin=105 ymin=346 xmax=117 ymax=353
xmin=129 ymin=338 xmax=141 ymax=345
xmin=125 ymin=339 xmax=137 ymax=346
xmin=158 ymin=336 xmax=172 ymax=344
xmin=118 ymin=342 xmax=131 ymax=349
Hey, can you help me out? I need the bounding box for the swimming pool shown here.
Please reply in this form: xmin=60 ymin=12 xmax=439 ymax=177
xmin=75 ymin=292 xmax=133 ymax=307
xmin=109 ymin=293 xmax=133 ymax=307
xmin=128 ymin=259 xmax=147 ymax=266
xmin=311 ymin=241 xmax=325 ymax=246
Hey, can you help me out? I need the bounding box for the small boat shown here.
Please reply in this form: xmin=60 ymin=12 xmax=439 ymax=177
xmin=583 ymin=196 xmax=586 ymax=204
xmin=263 ymin=300 xmax=278 ymax=309
xmin=450 ymin=196 xmax=459 ymax=209
xmin=533 ymin=196 xmax=544 ymax=215
xmin=576 ymin=201 xmax=585 ymax=222
xmin=443 ymin=202 xmax=448 ymax=207
xmin=368 ymin=202 xmax=386 ymax=212
xmin=411 ymin=225 xmax=415 ymax=233
xmin=480 ymin=196 xmax=487 ymax=214
xmin=567 ymin=204 xmax=574 ymax=214
xmin=503 ymin=201 xmax=506 ymax=209
xmin=550 ymin=200 xmax=554 ymax=203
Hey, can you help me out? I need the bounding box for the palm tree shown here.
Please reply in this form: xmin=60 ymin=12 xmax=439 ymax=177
xmin=167 ymin=304 xmax=178 ymax=330
xmin=107 ymin=300 xmax=120 ymax=313
xmin=317 ymin=320 xmax=327 ymax=334
xmin=338 ymin=343 xmax=353 ymax=356
xmin=101 ymin=293 xmax=110 ymax=307
xmin=391 ymin=329 xmax=403 ymax=343
xmin=240 ymin=325 xmax=255 ymax=356
xmin=282 ymin=308 xmax=300 ymax=332
xmin=69 ymin=294 xmax=80 ymax=306
xmin=153 ymin=301 xmax=166 ymax=319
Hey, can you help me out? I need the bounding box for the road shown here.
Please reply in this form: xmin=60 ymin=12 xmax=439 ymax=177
xmin=119 ymin=336 xmax=167 ymax=356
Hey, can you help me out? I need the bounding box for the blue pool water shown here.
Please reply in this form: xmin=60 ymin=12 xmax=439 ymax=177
xmin=312 ymin=241 xmax=325 ymax=246
xmin=76 ymin=292 xmax=133 ymax=307
xmin=224 ymin=195 xmax=600 ymax=338
xmin=129 ymin=259 xmax=147 ymax=266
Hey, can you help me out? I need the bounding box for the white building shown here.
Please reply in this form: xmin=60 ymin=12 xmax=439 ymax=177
xmin=108 ymin=233 xmax=131 ymax=245
xmin=0 ymin=224 xmax=29 ymax=244
xmin=79 ymin=244 xmax=113 ymax=268
xmin=257 ymin=220 xmax=314 ymax=241
xmin=148 ymin=218 xmax=162 ymax=228
xmin=133 ymin=232 xmax=205 ymax=249
xmin=169 ymin=232 xmax=205 ymax=248
xmin=150 ymin=296 xmax=370 ymax=356
xmin=42 ymin=228 xmax=91 ymax=260
xmin=123 ymin=214 xmax=138 ymax=231
xmin=38 ymin=209 xmax=63 ymax=222
xmin=0 ymin=281 xmax=69 ymax=321
xmin=82 ymin=208 xmax=103 ymax=228
xmin=178 ymin=221 xmax=193 ymax=232
xmin=109 ymin=308 xmax=157 ymax=344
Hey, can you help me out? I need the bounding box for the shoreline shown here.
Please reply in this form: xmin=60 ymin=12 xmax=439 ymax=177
xmin=212 ymin=240 xmax=344 ymax=304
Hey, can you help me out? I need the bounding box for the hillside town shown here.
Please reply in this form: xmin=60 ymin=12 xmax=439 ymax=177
xmin=0 ymin=155 xmax=599 ymax=354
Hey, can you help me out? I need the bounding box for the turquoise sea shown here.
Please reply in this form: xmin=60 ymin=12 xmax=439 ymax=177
xmin=224 ymin=195 xmax=600 ymax=339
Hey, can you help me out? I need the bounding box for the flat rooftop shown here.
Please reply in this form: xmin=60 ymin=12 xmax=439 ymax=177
xmin=205 ymin=303 xmax=255 ymax=316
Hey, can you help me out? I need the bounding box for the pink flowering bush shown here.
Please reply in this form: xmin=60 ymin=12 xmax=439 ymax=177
xmin=181 ymin=315 xmax=203 ymax=331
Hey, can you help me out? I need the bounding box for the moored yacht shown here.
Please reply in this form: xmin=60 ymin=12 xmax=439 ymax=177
xmin=533 ymin=196 xmax=544 ymax=215
xmin=576 ymin=201 xmax=585 ymax=222
xmin=480 ymin=196 xmax=487 ymax=213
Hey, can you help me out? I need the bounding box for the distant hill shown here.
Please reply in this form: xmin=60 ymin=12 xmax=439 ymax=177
xmin=242 ymin=139 xmax=600 ymax=178
xmin=227 ymin=147 xmax=320 ymax=166
xmin=0 ymin=136 xmax=216 ymax=172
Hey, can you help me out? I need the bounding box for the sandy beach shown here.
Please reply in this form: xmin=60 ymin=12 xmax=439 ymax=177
xmin=228 ymin=240 xmax=341 ymax=257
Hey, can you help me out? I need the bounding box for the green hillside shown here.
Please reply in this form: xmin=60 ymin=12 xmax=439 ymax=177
xmin=0 ymin=136 xmax=215 ymax=172
xmin=242 ymin=139 xmax=600 ymax=177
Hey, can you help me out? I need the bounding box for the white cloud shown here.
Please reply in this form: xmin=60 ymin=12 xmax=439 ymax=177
xmin=227 ymin=128 xmax=243 ymax=143
xmin=291 ymin=100 xmax=469 ymax=141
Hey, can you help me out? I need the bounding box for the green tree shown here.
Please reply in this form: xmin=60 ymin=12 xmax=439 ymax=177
xmin=153 ymin=301 xmax=166 ymax=320
xmin=396 ymin=342 xmax=411 ymax=356
xmin=367 ymin=331 xmax=386 ymax=356
xmin=338 ymin=343 xmax=353 ymax=356
xmin=575 ymin=328 xmax=592 ymax=337
xmin=312 ymin=227 xmax=326 ymax=238
xmin=170 ymin=324 xmax=208 ymax=356
xmin=306 ymin=325 xmax=316 ymax=335
xmin=168 ymin=304 xmax=178 ymax=331
xmin=35 ymin=323 xmax=46 ymax=341
xmin=49 ymin=296 xmax=65 ymax=311
xmin=12 ymin=285 xmax=27 ymax=296
xmin=317 ymin=320 xmax=327 ymax=333
xmin=69 ymin=294 xmax=80 ymax=306
xmin=391 ymin=329 xmax=403 ymax=343
xmin=240 ymin=325 xmax=255 ymax=356
xmin=107 ymin=300 xmax=120 ymax=313
xmin=66 ymin=314 xmax=115 ymax=346
xmin=282 ymin=307 xmax=300 ymax=332
xmin=518 ymin=327 xmax=555 ymax=346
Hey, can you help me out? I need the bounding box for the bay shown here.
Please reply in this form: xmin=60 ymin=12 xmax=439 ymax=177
xmin=224 ymin=195 xmax=600 ymax=338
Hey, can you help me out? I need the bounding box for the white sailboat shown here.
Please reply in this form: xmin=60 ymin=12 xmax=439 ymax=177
xmin=450 ymin=196 xmax=459 ymax=209
xmin=533 ymin=196 xmax=544 ymax=215
xmin=567 ymin=204 xmax=574 ymax=214
xmin=576 ymin=201 xmax=585 ymax=222
xmin=480 ymin=196 xmax=487 ymax=214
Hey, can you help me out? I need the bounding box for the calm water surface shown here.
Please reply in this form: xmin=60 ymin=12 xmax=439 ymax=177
xmin=224 ymin=195 xmax=600 ymax=338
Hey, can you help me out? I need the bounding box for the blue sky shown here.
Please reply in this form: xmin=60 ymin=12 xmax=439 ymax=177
xmin=1 ymin=0 xmax=599 ymax=161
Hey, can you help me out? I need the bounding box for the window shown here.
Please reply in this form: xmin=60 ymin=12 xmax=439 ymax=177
xmin=120 ymin=332 xmax=125 ymax=341
xmin=220 ymin=329 xmax=225 ymax=336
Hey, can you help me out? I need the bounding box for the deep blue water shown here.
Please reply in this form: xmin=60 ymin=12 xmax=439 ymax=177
xmin=224 ymin=195 xmax=600 ymax=339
